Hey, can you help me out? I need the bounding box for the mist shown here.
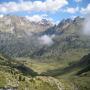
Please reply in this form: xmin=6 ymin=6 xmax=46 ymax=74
xmin=83 ymin=15 xmax=90 ymax=36
xmin=38 ymin=35 xmax=54 ymax=46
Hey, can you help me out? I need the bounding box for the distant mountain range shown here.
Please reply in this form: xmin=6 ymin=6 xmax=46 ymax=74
xmin=0 ymin=15 xmax=53 ymax=33
xmin=0 ymin=15 xmax=90 ymax=59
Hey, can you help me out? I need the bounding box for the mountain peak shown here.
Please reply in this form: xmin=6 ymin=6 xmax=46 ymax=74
xmin=0 ymin=15 xmax=53 ymax=34
xmin=73 ymin=16 xmax=84 ymax=23
xmin=58 ymin=18 xmax=73 ymax=27
xmin=38 ymin=19 xmax=53 ymax=26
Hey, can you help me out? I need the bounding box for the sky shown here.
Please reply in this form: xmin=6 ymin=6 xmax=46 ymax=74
xmin=0 ymin=0 xmax=90 ymax=23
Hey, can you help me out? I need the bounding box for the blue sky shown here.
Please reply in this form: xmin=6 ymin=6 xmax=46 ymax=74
xmin=0 ymin=0 xmax=90 ymax=23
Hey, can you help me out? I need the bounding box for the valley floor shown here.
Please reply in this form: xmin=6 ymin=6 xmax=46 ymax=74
xmin=0 ymin=54 xmax=90 ymax=90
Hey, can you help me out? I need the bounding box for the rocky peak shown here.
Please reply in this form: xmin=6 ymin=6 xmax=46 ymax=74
xmin=38 ymin=19 xmax=53 ymax=26
xmin=57 ymin=18 xmax=73 ymax=28
xmin=0 ymin=15 xmax=53 ymax=33
xmin=73 ymin=16 xmax=84 ymax=23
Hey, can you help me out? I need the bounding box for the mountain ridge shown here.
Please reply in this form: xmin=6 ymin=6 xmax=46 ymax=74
xmin=0 ymin=15 xmax=90 ymax=59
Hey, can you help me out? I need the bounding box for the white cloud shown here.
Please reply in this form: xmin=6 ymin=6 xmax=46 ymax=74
xmin=80 ymin=4 xmax=90 ymax=14
xmin=65 ymin=7 xmax=79 ymax=14
xmin=45 ymin=0 xmax=68 ymax=11
xmin=74 ymin=0 xmax=82 ymax=3
xmin=38 ymin=35 xmax=54 ymax=46
xmin=0 ymin=14 xmax=4 ymax=18
xmin=26 ymin=15 xmax=43 ymax=23
xmin=83 ymin=15 xmax=90 ymax=35
xmin=0 ymin=0 xmax=68 ymax=13
xmin=25 ymin=14 xmax=54 ymax=23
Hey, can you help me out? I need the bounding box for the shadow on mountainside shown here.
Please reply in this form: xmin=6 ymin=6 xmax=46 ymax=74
xmin=40 ymin=54 xmax=90 ymax=76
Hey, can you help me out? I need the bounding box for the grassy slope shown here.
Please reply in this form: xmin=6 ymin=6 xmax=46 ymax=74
xmin=15 ymin=52 xmax=90 ymax=90
xmin=0 ymin=52 xmax=90 ymax=90
xmin=0 ymin=54 xmax=60 ymax=90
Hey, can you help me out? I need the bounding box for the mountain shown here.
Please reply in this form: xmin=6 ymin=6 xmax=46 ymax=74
xmin=1 ymin=15 xmax=90 ymax=59
xmin=0 ymin=16 xmax=90 ymax=60
xmin=0 ymin=15 xmax=90 ymax=61
xmin=0 ymin=15 xmax=53 ymax=57
xmin=31 ymin=17 xmax=90 ymax=59
xmin=0 ymin=15 xmax=90 ymax=90
xmin=0 ymin=15 xmax=53 ymax=33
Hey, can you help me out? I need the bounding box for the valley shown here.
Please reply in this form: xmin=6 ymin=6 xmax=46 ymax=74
xmin=0 ymin=15 xmax=90 ymax=90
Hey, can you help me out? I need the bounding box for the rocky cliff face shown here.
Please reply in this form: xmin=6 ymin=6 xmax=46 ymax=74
xmin=0 ymin=15 xmax=90 ymax=58
xmin=32 ymin=16 xmax=90 ymax=58
xmin=0 ymin=15 xmax=53 ymax=57
xmin=0 ymin=15 xmax=53 ymax=34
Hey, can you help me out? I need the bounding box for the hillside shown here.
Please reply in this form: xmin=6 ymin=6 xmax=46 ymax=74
xmin=40 ymin=53 xmax=90 ymax=77
xmin=0 ymin=53 xmax=75 ymax=90
xmin=0 ymin=53 xmax=59 ymax=90
xmin=0 ymin=52 xmax=90 ymax=90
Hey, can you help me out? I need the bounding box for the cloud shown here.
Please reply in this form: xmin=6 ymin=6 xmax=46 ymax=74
xmin=74 ymin=0 xmax=82 ymax=3
xmin=0 ymin=14 xmax=4 ymax=18
xmin=83 ymin=15 xmax=90 ymax=36
xmin=0 ymin=0 xmax=68 ymax=13
xmin=64 ymin=7 xmax=79 ymax=14
xmin=80 ymin=4 xmax=90 ymax=14
xmin=25 ymin=15 xmax=43 ymax=23
xmin=25 ymin=14 xmax=54 ymax=23
xmin=38 ymin=35 xmax=54 ymax=46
